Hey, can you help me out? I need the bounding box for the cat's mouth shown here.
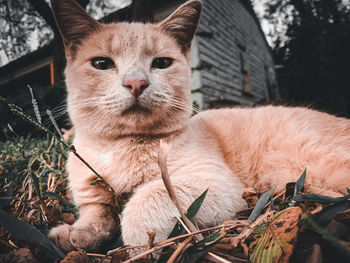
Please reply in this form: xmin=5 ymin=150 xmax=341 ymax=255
xmin=121 ymin=102 xmax=152 ymax=116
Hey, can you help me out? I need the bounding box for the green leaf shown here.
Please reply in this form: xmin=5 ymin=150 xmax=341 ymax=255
xmin=252 ymin=222 xmax=268 ymax=235
xmin=28 ymin=85 xmax=42 ymax=124
xmin=249 ymin=188 xmax=274 ymax=223
xmin=47 ymin=109 xmax=64 ymax=141
xmin=250 ymin=207 xmax=301 ymax=263
xmin=308 ymin=217 xmax=350 ymax=258
xmin=90 ymin=177 xmax=102 ymax=185
xmin=28 ymin=161 xmax=42 ymax=202
xmin=43 ymin=191 xmax=76 ymax=209
xmin=169 ymin=189 xmax=208 ymax=239
xmin=312 ymin=200 xmax=350 ymax=227
xmin=0 ymin=96 xmax=69 ymax=148
xmin=180 ymin=231 xmax=224 ymax=263
xmin=293 ymin=189 xmax=350 ymax=205
xmin=185 ymin=189 xmax=208 ymax=222
xmin=0 ymin=197 xmax=13 ymax=208
xmin=0 ymin=183 xmax=13 ymax=208
xmin=0 ymin=209 xmax=65 ymax=259
xmin=155 ymin=189 xmax=208 ymax=263
xmin=294 ymin=169 xmax=306 ymax=197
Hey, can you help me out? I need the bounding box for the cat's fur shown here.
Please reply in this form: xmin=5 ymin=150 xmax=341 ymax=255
xmin=49 ymin=0 xmax=350 ymax=253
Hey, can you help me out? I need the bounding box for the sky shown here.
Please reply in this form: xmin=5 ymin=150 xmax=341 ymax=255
xmin=251 ymin=0 xmax=274 ymax=46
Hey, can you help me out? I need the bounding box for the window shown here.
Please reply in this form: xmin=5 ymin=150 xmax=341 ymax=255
xmin=264 ymin=65 xmax=277 ymax=101
xmin=238 ymin=45 xmax=252 ymax=95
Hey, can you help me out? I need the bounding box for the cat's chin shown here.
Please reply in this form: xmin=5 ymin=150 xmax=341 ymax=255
xmin=121 ymin=103 xmax=152 ymax=116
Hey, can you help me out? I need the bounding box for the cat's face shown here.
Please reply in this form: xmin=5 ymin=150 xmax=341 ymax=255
xmin=51 ymin=0 xmax=202 ymax=139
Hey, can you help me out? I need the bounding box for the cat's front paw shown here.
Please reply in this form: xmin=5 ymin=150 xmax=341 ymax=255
xmin=49 ymin=224 xmax=75 ymax=253
xmin=69 ymin=227 xmax=102 ymax=252
xmin=49 ymin=224 xmax=102 ymax=252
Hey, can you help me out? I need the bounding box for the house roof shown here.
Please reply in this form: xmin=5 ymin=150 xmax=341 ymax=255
xmin=0 ymin=42 xmax=54 ymax=87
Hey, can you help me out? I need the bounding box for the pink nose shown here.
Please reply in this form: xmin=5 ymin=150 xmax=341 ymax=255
xmin=123 ymin=79 xmax=149 ymax=97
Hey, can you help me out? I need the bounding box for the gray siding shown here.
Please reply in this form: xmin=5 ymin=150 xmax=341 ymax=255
xmin=195 ymin=0 xmax=277 ymax=108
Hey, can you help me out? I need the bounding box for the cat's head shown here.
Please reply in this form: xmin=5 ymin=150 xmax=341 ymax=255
xmin=51 ymin=0 xmax=202 ymax=139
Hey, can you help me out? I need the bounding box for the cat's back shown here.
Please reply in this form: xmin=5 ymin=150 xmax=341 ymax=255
xmin=195 ymin=105 xmax=350 ymax=147
xmin=192 ymin=105 xmax=350 ymax=193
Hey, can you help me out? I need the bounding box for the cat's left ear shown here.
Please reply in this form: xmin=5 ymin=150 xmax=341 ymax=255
xmin=51 ymin=0 xmax=100 ymax=54
xmin=160 ymin=0 xmax=202 ymax=54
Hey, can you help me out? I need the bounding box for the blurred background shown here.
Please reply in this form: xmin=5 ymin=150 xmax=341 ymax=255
xmin=0 ymin=0 xmax=350 ymax=138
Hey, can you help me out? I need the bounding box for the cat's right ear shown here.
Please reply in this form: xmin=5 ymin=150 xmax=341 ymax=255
xmin=51 ymin=0 xmax=100 ymax=53
xmin=160 ymin=0 xmax=202 ymax=54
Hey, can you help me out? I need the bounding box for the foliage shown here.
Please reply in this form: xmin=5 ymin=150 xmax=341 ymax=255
xmin=0 ymin=209 xmax=65 ymax=259
xmin=0 ymin=135 xmax=72 ymax=261
xmin=264 ymin=0 xmax=350 ymax=116
xmin=0 ymin=0 xmax=53 ymax=66
xmin=0 ymin=0 xmax=131 ymax=66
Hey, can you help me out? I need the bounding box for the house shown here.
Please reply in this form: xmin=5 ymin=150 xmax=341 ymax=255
xmin=0 ymin=0 xmax=278 ymax=112
xmin=188 ymin=0 xmax=279 ymax=108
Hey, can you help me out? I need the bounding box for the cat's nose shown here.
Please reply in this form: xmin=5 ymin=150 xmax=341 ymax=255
xmin=123 ymin=79 xmax=149 ymax=98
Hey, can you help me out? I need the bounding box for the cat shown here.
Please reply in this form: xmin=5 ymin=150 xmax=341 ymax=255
xmin=49 ymin=0 xmax=350 ymax=254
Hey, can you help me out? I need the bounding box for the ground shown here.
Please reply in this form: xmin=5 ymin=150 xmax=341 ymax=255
xmin=0 ymin=99 xmax=350 ymax=262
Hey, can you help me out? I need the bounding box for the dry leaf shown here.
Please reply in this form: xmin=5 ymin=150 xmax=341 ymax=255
xmin=335 ymin=208 xmax=350 ymax=225
xmin=0 ymin=248 xmax=37 ymax=263
xmin=250 ymin=206 xmax=302 ymax=263
xmin=242 ymin=187 xmax=259 ymax=208
xmin=110 ymin=250 xmax=129 ymax=263
xmin=60 ymin=250 xmax=91 ymax=263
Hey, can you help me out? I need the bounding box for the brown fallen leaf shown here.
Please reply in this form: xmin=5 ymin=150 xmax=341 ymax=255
xmin=60 ymin=250 xmax=90 ymax=263
xmin=306 ymin=244 xmax=322 ymax=263
xmin=242 ymin=187 xmax=259 ymax=208
xmin=250 ymin=206 xmax=302 ymax=263
xmin=335 ymin=209 xmax=350 ymax=225
xmin=0 ymin=248 xmax=37 ymax=263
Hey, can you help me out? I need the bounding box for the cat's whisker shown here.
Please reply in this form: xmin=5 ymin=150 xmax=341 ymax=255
xmin=43 ymin=100 xmax=104 ymax=124
xmin=150 ymin=86 xmax=200 ymax=113
xmin=163 ymin=98 xmax=199 ymax=113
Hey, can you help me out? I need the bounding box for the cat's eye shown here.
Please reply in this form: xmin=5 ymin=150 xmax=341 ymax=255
xmin=91 ymin=57 xmax=115 ymax=70
xmin=152 ymin=57 xmax=173 ymax=69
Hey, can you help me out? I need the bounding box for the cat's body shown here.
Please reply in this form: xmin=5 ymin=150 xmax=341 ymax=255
xmin=49 ymin=0 xmax=350 ymax=253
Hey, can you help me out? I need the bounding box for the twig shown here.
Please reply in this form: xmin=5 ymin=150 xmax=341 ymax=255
xmin=204 ymin=252 xmax=232 ymax=263
xmin=158 ymin=140 xmax=202 ymax=240
xmin=158 ymin=140 xmax=235 ymax=263
xmin=167 ymin=236 xmax=193 ymax=263
xmin=107 ymin=222 xmax=245 ymax=255
xmin=121 ymin=242 xmax=176 ymax=263
xmin=144 ymin=229 xmax=156 ymax=260
xmin=86 ymin=253 xmax=110 ymax=258
xmin=175 ymin=216 xmax=192 ymax=234
xmin=68 ymin=145 xmax=121 ymax=204
xmin=207 ymin=251 xmax=249 ymax=263
xmin=240 ymin=240 xmax=249 ymax=259
xmin=229 ymin=210 xmax=274 ymax=248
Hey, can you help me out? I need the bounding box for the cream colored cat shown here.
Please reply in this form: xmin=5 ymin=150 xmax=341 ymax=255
xmin=49 ymin=0 xmax=350 ymax=253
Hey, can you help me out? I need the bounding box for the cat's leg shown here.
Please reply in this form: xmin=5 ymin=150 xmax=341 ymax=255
xmin=254 ymin=151 xmax=350 ymax=196
xmin=49 ymin=159 xmax=119 ymax=252
xmin=121 ymin=172 xmax=246 ymax=250
xmin=49 ymin=203 xmax=118 ymax=252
